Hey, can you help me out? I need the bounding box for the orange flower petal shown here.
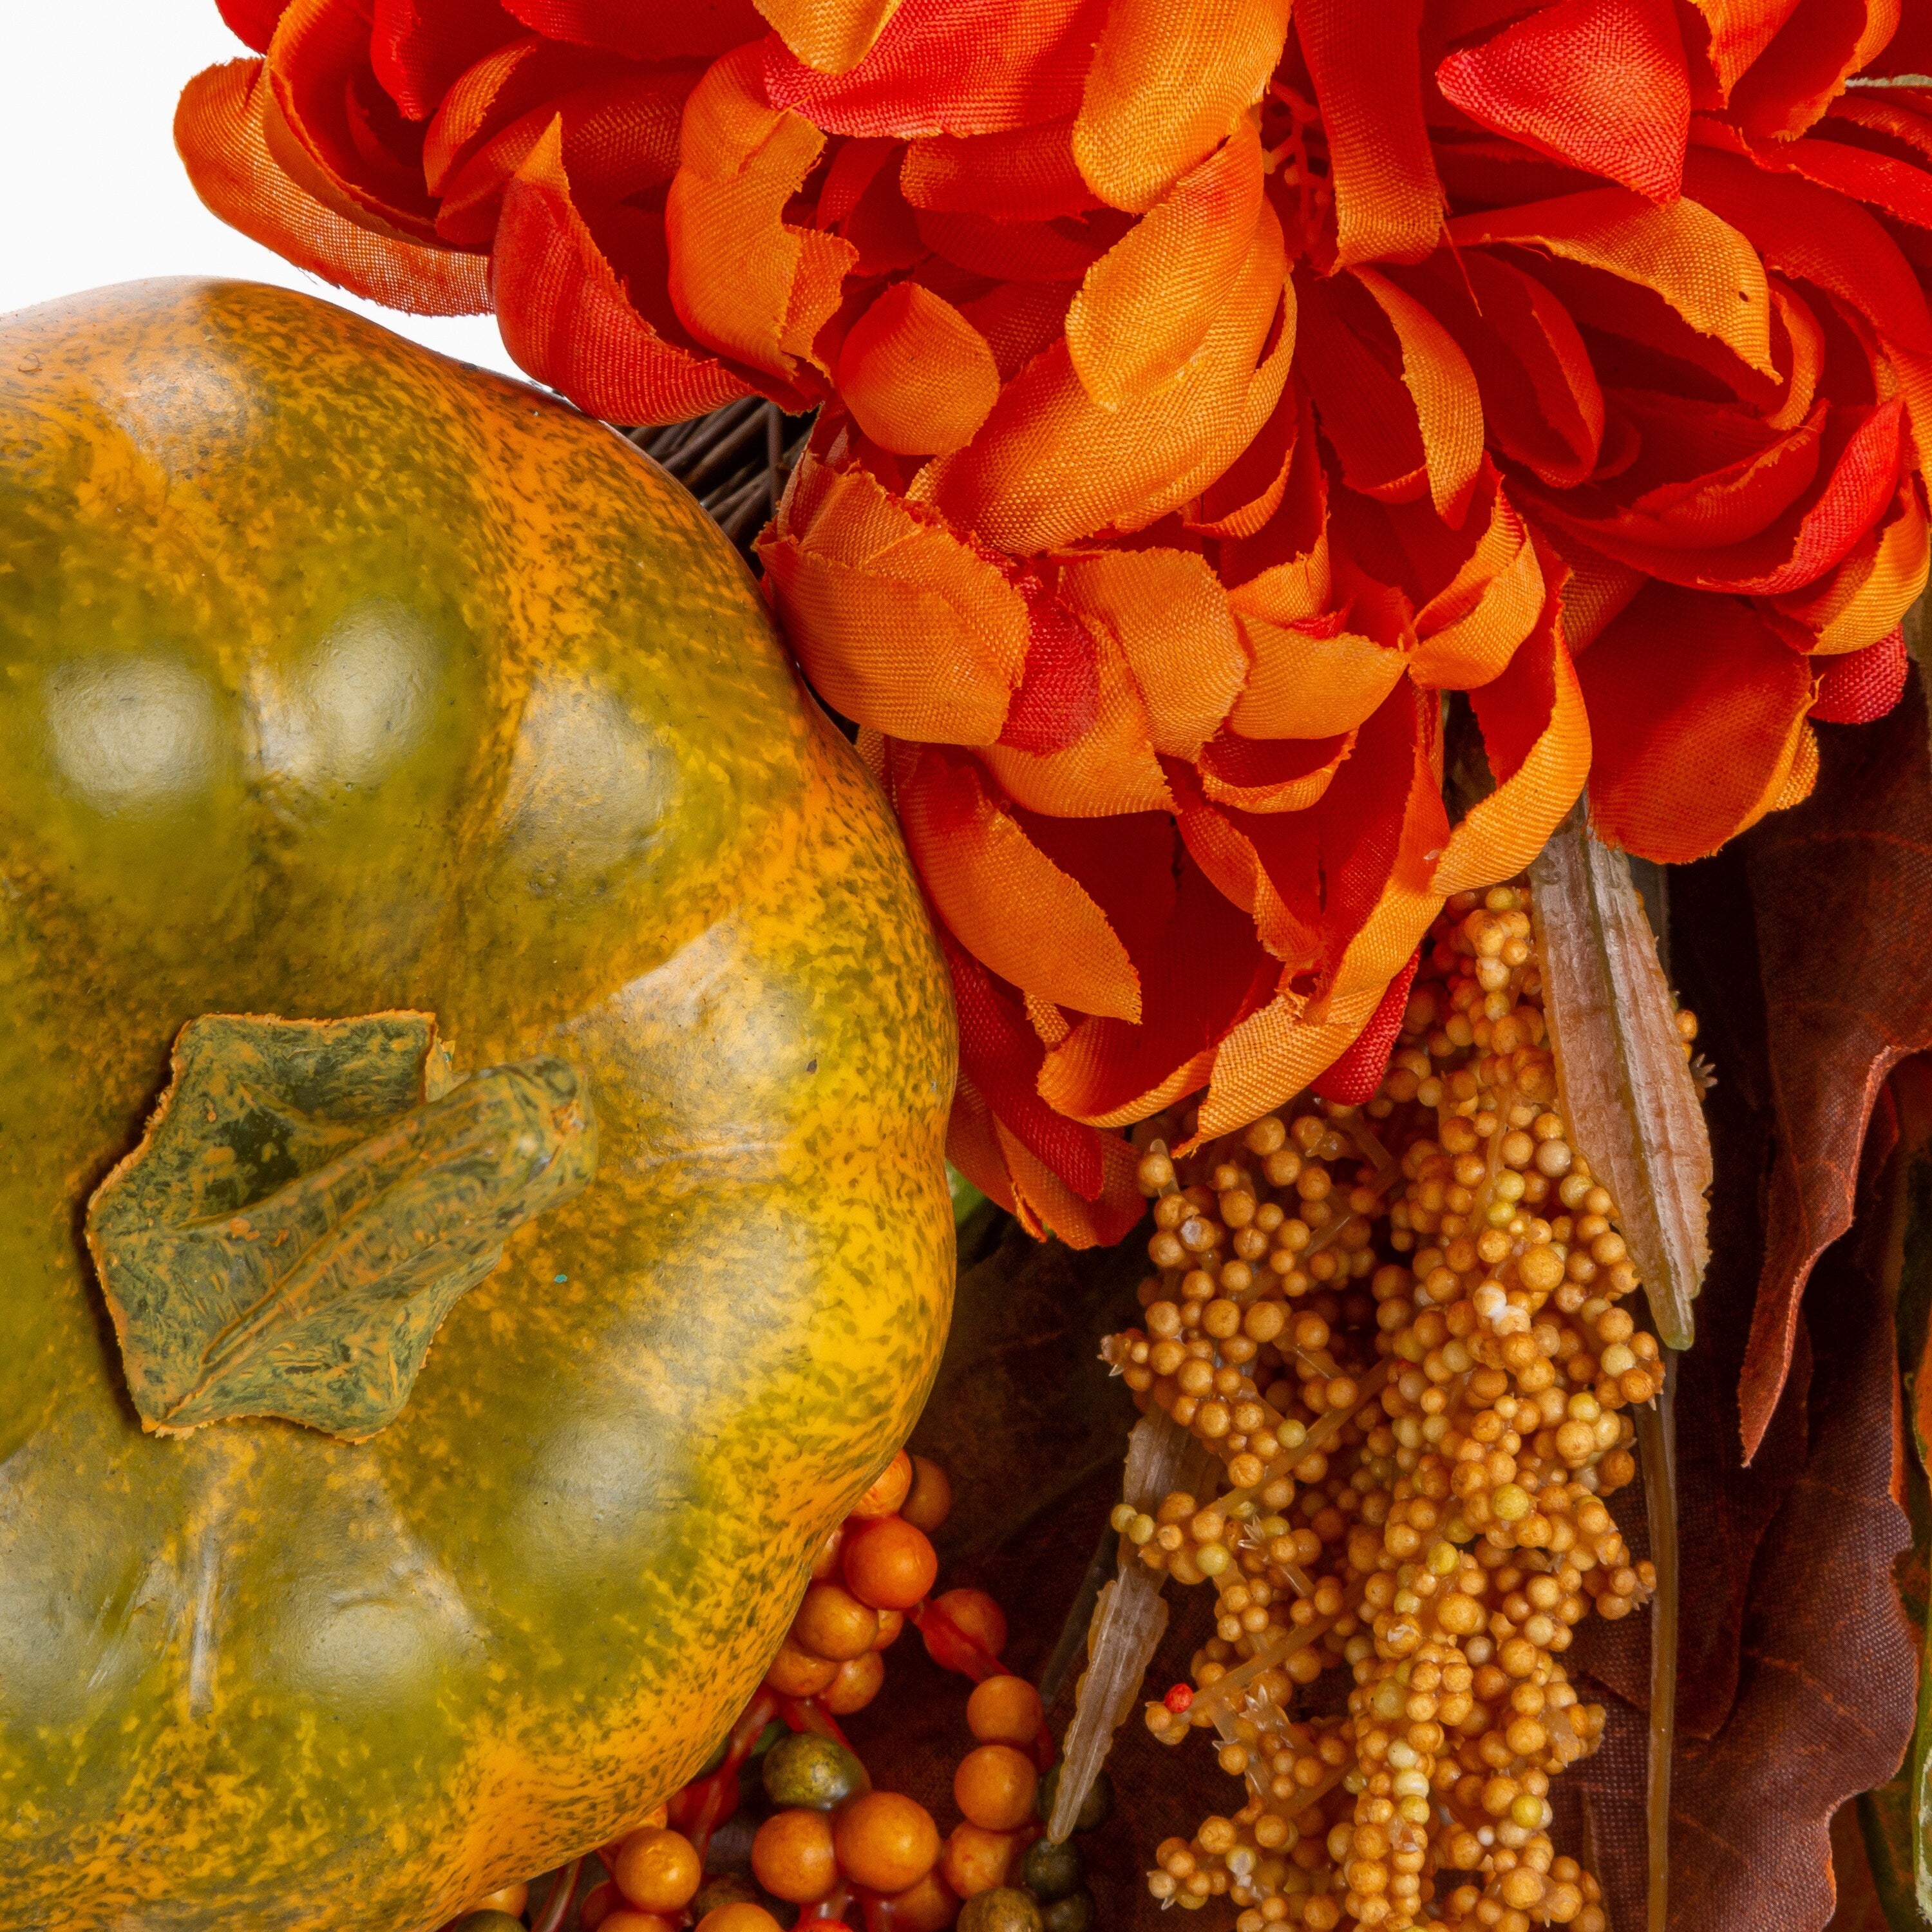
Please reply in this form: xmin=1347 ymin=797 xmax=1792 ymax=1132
xmin=757 ymin=0 xmax=905 ymax=73
xmin=957 ymin=283 xmax=1079 ymax=381
xmin=176 ymin=60 xmax=491 ymax=316
xmin=1351 ymin=267 xmax=1484 ymax=526
xmin=1576 ymin=581 xmax=1815 ymax=862
xmin=1056 ymin=548 xmax=1247 ymax=759
xmin=915 ymin=198 xmax=1291 ymax=550
xmin=1680 ymin=0 xmax=1796 ymax=100
xmin=267 ymin=0 xmax=442 ymax=243
xmin=1188 ymin=976 xmax=1391 ymax=1144
xmin=1066 ymin=120 xmax=1264 ymax=408
xmin=435 ymin=66 xmax=695 ymax=251
xmin=762 ymin=0 xmax=1110 ymax=138
xmin=1391 ymin=251 xmax=1604 ymax=489
xmin=1226 ymin=612 xmax=1405 ymax=739
xmin=994 ymin=1115 xmax=1146 ymax=1245
xmin=900 ymin=119 xmax=1099 ymax=222
xmin=758 ymin=453 xmax=1028 ymax=743
xmin=914 ymin=207 xmax=1112 ymax=281
xmin=1036 ymin=848 xmax=1280 ymax=1125
xmin=665 ymin=44 xmax=857 ymax=380
xmin=1219 ymin=410 xmax=1334 ymax=623
xmin=1193 ymin=689 xmax=1448 ymax=1138
xmin=935 ymin=920 xmax=1124 ymax=1201
xmin=945 ymin=1074 xmax=1020 ymax=1220
xmin=1770 ymin=481 xmax=1931 ymax=652
xmin=896 ymin=747 xmax=1142 ymax=1020
xmin=836 ymin=283 xmax=1000 ymax=456
xmin=1534 ymin=395 xmax=1904 ymax=594
xmin=425 ymin=37 xmax=606 ymax=196
xmin=1410 ymin=481 xmax=1546 ymax=688
xmin=1295 ymin=267 xmax=1482 ymax=526
xmin=980 ymin=620 xmax=1173 ymax=816
xmin=1433 ymin=546 xmax=1592 ymax=896
xmin=1725 ymin=0 xmax=1888 ymax=138
xmin=1197 ymin=729 xmax=1355 ymax=814
xmin=1294 ymin=0 xmax=1440 ymax=265
xmin=495 ymin=119 xmax=762 ymax=421
xmin=1072 ymin=0 xmax=1291 ymax=213
xmin=1445 ymin=185 xmax=1776 ymax=379
xmin=1186 ymin=376 xmax=1301 ymax=538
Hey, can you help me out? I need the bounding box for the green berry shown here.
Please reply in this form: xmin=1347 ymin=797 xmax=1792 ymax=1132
xmin=761 ymin=1730 xmax=869 ymax=1810
xmin=450 ymin=1915 xmax=526 ymax=1932
xmin=1021 ymin=1835 xmax=1085 ymax=1902
xmin=959 ymin=1888 xmax=1044 ymax=1932
xmin=1042 ymin=1890 xmax=1095 ymax=1932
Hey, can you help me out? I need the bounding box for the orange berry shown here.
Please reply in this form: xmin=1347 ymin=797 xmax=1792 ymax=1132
xmin=613 ymin=1827 xmax=703 ymax=1913
xmin=696 ymin=1908 xmax=782 ymax=1932
xmin=902 ymin=1455 xmax=953 ymax=1533
xmin=834 ymin=1790 xmax=942 ymax=1892
xmin=954 ymin=1745 xmax=1037 ymax=1832
xmin=811 ymin=1523 xmax=846 ymax=1582
xmin=793 ymin=1582 xmax=880 ymax=1660
xmin=578 ymin=1880 xmax=620 ymax=1931
xmin=926 ymin=1589 xmax=1007 ymax=1664
xmin=941 ymin=1821 xmax=1021 ymax=1897
xmin=851 ymin=1450 xmax=914 ymax=1519
xmin=844 ymin=1517 xmax=940 ymax=1611
xmin=824 ymin=1649 xmax=886 ymax=1714
xmin=965 ymin=1676 xmax=1043 ymax=1748
xmin=473 ymin=1884 xmax=530 ymax=1916
xmin=886 ymin=1869 xmax=961 ymax=1932
xmin=753 ymin=1808 xmax=840 ymax=1904
xmin=603 ymin=1915 xmax=679 ymax=1932
xmin=766 ymin=1639 xmax=840 ymax=1698
xmin=874 ymin=1607 xmax=907 ymax=1650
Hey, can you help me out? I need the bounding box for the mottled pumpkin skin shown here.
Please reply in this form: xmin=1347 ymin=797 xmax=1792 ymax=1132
xmin=0 ymin=281 xmax=955 ymax=1931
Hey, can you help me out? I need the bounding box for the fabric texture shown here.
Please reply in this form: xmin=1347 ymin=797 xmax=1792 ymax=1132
xmin=178 ymin=0 xmax=1932 ymax=1242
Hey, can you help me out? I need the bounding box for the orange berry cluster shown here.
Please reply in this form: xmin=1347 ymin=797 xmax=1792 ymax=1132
xmin=1102 ymin=883 xmax=1674 ymax=1931
xmin=765 ymin=1451 xmax=951 ymax=1715
xmin=440 ymin=1454 xmax=1103 ymax=1932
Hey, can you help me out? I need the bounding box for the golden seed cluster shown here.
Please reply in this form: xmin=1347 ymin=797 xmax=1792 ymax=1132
xmin=1101 ymin=884 xmax=1674 ymax=1931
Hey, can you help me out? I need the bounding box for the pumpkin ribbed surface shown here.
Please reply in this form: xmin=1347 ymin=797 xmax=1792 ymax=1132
xmin=0 ymin=279 xmax=955 ymax=1932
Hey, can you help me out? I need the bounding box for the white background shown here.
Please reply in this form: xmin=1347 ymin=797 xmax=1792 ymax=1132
xmin=0 ymin=0 xmax=523 ymax=377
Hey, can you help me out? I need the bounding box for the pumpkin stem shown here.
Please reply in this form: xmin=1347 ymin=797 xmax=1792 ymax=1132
xmin=86 ymin=1010 xmax=596 ymax=1441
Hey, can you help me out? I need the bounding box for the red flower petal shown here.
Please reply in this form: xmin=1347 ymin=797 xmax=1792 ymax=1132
xmin=177 ymin=59 xmax=490 ymax=314
xmin=504 ymin=0 xmax=766 ymax=59
xmin=1435 ymin=0 xmax=1690 ymax=204
xmin=1812 ymin=625 xmax=1910 ymax=723
xmin=218 ymin=0 xmax=292 ymax=54
xmin=372 ymin=0 xmax=520 ymax=121
xmin=493 ymin=118 xmax=760 ymax=421
xmin=762 ymin=0 xmax=1110 ymax=138
xmin=1311 ymin=949 xmax=1421 ymax=1105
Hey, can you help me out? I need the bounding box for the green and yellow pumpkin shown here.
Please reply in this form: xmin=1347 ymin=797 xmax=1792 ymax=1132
xmin=0 ymin=279 xmax=955 ymax=1930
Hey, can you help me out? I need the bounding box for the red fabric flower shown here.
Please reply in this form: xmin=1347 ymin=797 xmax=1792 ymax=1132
xmin=180 ymin=0 xmax=1932 ymax=1242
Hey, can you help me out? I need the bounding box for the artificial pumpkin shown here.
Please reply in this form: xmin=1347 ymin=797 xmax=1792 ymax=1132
xmin=0 ymin=280 xmax=956 ymax=1931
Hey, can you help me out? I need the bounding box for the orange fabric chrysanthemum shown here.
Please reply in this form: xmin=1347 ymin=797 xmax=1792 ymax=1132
xmin=182 ymin=0 xmax=1932 ymax=1244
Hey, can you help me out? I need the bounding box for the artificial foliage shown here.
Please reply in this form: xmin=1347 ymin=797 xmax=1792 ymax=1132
xmin=181 ymin=0 xmax=1932 ymax=1243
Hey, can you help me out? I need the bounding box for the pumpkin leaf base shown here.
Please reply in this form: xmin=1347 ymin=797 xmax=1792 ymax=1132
xmin=86 ymin=1012 xmax=597 ymax=1441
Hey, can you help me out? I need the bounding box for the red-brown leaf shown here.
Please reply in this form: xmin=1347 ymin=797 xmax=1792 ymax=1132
xmin=1730 ymin=677 xmax=1932 ymax=1457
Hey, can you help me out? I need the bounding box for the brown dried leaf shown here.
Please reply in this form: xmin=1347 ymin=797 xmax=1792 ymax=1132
xmin=1530 ymin=805 xmax=1712 ymax=1347
xmin=1733 ymin=676 xmax=1932 ymax=1455
xmin=1551 ymin=848 xmax=1920 ymax=1932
